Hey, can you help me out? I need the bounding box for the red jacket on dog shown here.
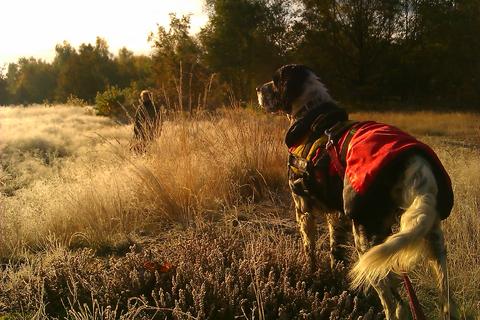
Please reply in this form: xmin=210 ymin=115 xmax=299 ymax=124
xmin=336 ymin=121 xmax=453 ymax=219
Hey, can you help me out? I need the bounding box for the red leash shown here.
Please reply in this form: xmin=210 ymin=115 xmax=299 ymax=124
xmin=402 ymin=273 xmax=426 ymax=320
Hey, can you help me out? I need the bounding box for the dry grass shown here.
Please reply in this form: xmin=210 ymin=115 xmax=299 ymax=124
xmin=352 ymin=111 xmax=480 ymax=144
xmin=0 ymin=105 xmax=479 ymax=319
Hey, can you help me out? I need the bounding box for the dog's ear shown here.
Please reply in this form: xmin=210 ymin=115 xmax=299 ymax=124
xmin=272 ymin=64 xmax=313 ymax=112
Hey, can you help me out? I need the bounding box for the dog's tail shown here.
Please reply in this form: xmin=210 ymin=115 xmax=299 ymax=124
xmin=350 ymin=156 xmax=439 ymax=289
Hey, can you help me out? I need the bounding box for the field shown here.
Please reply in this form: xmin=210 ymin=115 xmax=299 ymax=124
xmin=0 ymin=105 xmax=479 ymax=319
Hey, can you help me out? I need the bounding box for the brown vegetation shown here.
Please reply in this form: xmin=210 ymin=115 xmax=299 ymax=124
xmin=0 ymin=105 xmax=479 ymax=319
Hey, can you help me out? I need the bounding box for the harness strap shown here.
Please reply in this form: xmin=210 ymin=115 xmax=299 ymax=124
xmin=325 ymin=121 xmax=358 ymax=178
xmin=326 ymin=141 xmax=345 ymax=177
xmin=288 ymin=120 xmax=358 ymax=192
xmin=340 ymin=127 xmax=357 ymax=163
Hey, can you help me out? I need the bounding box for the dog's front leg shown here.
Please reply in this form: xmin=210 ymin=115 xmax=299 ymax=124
xmin=293 ymin=194 xmax=317 ymax=271
xmin=326 ymin=212 xmax=351 ymax=269
xmin=295 ymin=208 xmax=317 ymax=270
xmin=292 ymin=194 xmax=317 ymax=269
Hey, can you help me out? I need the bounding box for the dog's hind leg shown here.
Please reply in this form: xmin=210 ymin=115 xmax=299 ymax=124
xmin=427 ymin=221 xmax=459 ymax=320
xmin=373 ymin=274 xmax=409 ymax=320
xmin=352 ymin=223 xmax=407 ymax=320
xmin=326 ymin=211 xmax=350 ymax=269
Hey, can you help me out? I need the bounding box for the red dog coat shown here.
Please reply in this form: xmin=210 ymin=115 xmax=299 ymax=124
xmin=337 ymin=121 xmax=453 ymax=219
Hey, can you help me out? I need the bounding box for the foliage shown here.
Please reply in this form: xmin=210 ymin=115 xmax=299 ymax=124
xmin=3 ymin=2 xmax=480 ymax=109
xmin=4 ymin=39 xmax=151 ymax=107
xmin=149 ymin=14 xmax=221 ymax=111
xmin=291 ymin=0 xmax=480 ymax=107
xmin=54 ymin=38 xmax=117 ymax=103
xmin=95 ymin=85 xmax=138 ymax=120
xmin=293 ymin=0 xmax=400 ymax=101
xmin=0 ymin=71 xmax=7 ymax=105
xmin=199 ymin=0 xmax=292 ymax=100
xmin=5 ymin=57 xmax=56 ymax=104
xmin=115 ymin=48 xmax=154 ymax=90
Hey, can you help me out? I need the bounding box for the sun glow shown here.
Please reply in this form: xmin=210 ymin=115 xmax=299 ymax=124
xmin=0 ymin=0 xmax=208 ymax=66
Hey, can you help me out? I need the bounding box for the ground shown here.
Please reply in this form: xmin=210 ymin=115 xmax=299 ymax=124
xmin=0 ymin=105 xmax=479 ymax=319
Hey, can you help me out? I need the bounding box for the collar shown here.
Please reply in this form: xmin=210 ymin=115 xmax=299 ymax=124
xmin=285 ymin=102 xmax=348 ymax=148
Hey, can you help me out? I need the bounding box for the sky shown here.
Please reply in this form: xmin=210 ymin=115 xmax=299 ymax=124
xmin=0 ymin=0 xmax=209 ymax=67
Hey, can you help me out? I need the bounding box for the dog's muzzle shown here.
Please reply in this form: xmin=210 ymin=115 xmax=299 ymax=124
xmin=256 ymin=81 xmax=277 ymax=112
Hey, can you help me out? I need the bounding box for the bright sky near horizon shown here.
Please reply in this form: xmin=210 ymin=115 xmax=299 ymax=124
xmin=0 ymin=0 xmax=208 ymax=67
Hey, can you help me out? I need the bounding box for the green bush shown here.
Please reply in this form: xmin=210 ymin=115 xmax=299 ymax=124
xmin=95 ymin=86 xmax=138 ymax=121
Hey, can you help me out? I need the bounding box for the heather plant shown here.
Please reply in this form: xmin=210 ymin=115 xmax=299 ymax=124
xmin=0 ymin=225 xmax=384 ymax=319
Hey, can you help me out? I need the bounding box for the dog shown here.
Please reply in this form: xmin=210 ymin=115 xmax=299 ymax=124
xmin=257 ymin=64 xmax=457 ymax=320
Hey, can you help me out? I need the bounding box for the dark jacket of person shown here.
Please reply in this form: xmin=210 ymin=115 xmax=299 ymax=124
xmin=133 ymin=93 xmax=159 ymax=142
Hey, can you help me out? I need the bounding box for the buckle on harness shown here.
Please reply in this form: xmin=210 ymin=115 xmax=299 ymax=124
xmin=288 ymin=153 xmax=308 ymax=173
xmin=324 ymin=126 xmax=346 ymax=177
xmin=288 ymin=154 xmax=311 ymax=197
xmin=324 ymin=127 xmax=335 ymax=149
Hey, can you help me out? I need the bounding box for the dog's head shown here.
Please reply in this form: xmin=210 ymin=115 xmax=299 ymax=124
xmin=256 ymin=64 xmax=332 ymax=116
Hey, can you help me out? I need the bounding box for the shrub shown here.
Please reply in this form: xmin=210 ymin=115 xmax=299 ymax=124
xmin=95 ymin=86 xmax=138 ymax=121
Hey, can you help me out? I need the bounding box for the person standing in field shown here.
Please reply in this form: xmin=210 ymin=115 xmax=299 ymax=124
xmin=132 ymin=90 xmax=161 ymax=153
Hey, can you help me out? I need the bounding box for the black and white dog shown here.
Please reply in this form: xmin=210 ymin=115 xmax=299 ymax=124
xmin=257 ymin=65 xmax=457 ymax=320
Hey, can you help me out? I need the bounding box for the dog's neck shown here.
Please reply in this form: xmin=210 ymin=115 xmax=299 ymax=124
xmin=285 ymin=101 xmax=348 ymax=148
xmin=288 ymin=78 xmax=333 ymax=123
xmin=288 ymin=98 xmax=328 ymax=123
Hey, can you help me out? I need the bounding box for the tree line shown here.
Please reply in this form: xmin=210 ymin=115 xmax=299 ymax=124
xmin=1 ymin=0 xmax=479 ymax=110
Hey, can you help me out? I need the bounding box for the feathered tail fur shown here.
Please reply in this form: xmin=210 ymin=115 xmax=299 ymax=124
xmin=350 ymin=156 xmax=439 ymax=289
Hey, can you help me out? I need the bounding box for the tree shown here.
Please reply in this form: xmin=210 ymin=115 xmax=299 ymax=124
xmin=293 ymin=0 xmax=402 ymax=102
xmin=54 ymin=38 xmax=117 ymax=103
xmin=0 ymin=68 xmax=8 ymax=105
xmin=200 ymin=0 xmax=292 ymax=101
xmin=4 ymin=58 xmax=56 ymax=104
xmin=3 ymin=1 xmax=480 ymax=109
xmin=149 ymin=14 xmax=213 ymax=111
xmin=130 ymin=54 xmax=154 ymax=90
xmin=115 ymin=48 xmax=137 ymax=88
